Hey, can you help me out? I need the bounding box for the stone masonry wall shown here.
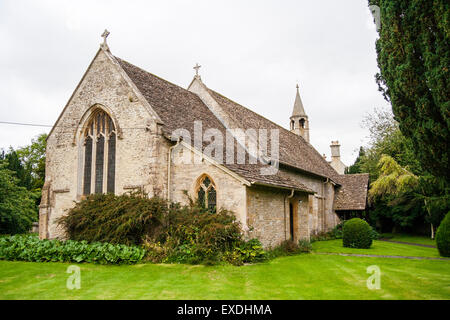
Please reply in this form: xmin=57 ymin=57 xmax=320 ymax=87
xmin=246 ymin=185 xmax=310 ymax=248
xmin=170 ymin=145 xmax=247 ymax=228
xmin=246 ymin=186 xmax=287 ymax=248
xmin=279 ymin=167 xmax=340 ymax=235
xmin=40 ymin=49 xmax=164 ymax=239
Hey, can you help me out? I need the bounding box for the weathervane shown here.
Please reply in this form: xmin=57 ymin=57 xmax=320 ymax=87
xmin=101 ymin=29 xmax=110 ymax=50
xmin=193 ymin=63 xmax=201 ymax=79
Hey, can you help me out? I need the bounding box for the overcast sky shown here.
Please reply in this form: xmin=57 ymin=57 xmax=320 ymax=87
xmin=0 ymin=0 xmax=390 ymax=165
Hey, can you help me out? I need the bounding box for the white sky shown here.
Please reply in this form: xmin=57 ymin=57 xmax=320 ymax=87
xmin=0 ymin=0 xmax=391 ymax=165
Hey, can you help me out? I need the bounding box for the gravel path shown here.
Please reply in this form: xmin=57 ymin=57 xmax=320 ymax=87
xmin=379 ymin=238 xmax=436 ymax=248
xmin=315 ymin=252 xmax=449 ymax=261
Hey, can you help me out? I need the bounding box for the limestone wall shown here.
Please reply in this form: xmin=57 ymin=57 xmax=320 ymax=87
xmin=40 ymin=49 xmax=163 ymax=239
xmin=246 ymin=186 xmax=287 ymax=248
xmin=246 ymin=185 xmax=310 ymax=248
xmin=278 ymin=167 xmax=340 ymax=235
xmin=170 ymin=145 xmax=248 ymax=228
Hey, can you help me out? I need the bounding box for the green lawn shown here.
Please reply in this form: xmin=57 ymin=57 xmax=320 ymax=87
xmin=312 ymin=239 xmax=440 ymax=258
xmin=380 ymin=233 xmax=436 ymax=246
xmin=1 ymin=251 xmax=449 ymax=299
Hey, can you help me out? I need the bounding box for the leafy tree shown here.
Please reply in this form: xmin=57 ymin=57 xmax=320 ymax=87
xmin=370 ymin=0 xmax=450 ymax=180
xmin=352 ymin=106 xmax=421 ymax=181
xmin=369 ymin=155 xmax=418 ymax=200
xmin=346 ymin=147 xmax=366 ymax=174
xmin=15 ymin=133 xmax=47 ymax=191
xmin=350 ymin=106 xmax=448 ymax=235
xmin=0 ymin=149 xmax=32 ymax=189
xmin=0 ymin=163 xmax=38 ymax=234
xmin=369 ymin=155 xmax=444 ymax=238
xmin=417 ymin=175 xmax=450 ymax=237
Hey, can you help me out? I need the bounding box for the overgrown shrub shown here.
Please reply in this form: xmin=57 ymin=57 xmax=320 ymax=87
xmin=370 ymin=227 xmax=380 ymax=240
xmin=310 ymin=223 xmax=344 ymax=243
xmin=310 ymin=232 xmax=334 ymax=242
xmin=222 ymin=239 xmax=267 ymax=266
xmin=436 ymin=212 xmax=450 ymax=257
xmin=342 ymin=218 xmax=373 ymax=249
xmin=159 ymin=203 xmax=244 ymax=265
xmin=265 ymin=240 xmax=300 ymax=259
xmin=0 ymin=234 xmax=145 ymax=264
xmin=232 ymin=239 xmax=266 ymax=265
xmin=59 ymin=192 xmax=247 ymax=265
xmin=164 ymin=205 xmax=243 ymax=258
xmin=57 ymin=193 xmax=314 ymax=265
xmin=330 ymin=222 xmax=344 ymax=239
xmin=298 ymin=239 xmax=312 ymax=253
xmin=57 ymin=192 xmax=167 ymax=245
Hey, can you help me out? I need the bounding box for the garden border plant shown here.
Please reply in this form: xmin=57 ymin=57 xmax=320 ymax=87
xmin=53 ymin=192 xmax=315 ymax=266
xmin=0 ymin=234 xmax=145 ymax=264
xmin=57 ymin=192 xmax=272 ymax=266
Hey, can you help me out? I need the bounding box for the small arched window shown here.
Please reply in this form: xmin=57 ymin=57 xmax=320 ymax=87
xmin=82 ymin=110 xmax=116 ymax=195
xmin=196 ymin=176 xmax=216 ymax=213
xmin=291 ymin=120 xmax=295 ymax=130
xmin=299 ymin=118 xmax=305 ymax=129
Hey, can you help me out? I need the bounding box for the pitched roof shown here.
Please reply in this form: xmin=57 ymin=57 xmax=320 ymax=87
xmin=206 ymin=88 xmax=341 ymax=183
xmin=291 ymin=85 xmax=306 ymax=117
xmin=334 ymin=174 xmax=369 ymax=211
xmin=115 ymin=56 xmax=314 ymax=194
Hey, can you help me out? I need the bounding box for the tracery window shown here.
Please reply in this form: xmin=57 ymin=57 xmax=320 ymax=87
xmin=196 ymin=176 xmax=216 ymax=213
xmin=82 ymin=110 xmax=116 ymax=195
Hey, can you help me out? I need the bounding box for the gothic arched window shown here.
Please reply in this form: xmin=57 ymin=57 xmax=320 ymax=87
xmin=82 ymin=110 xmax=116 ymax=195
xmin=196 ymin=176 xmax=216 ymax=213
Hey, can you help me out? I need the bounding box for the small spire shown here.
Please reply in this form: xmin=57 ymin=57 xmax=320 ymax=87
xmin=291 ymin=83 xmax=306 ymax=117
xmin=193 ymin=63 xmax=201 ymax=80
xmin=100 ymin=29 xmax=110 ymax=50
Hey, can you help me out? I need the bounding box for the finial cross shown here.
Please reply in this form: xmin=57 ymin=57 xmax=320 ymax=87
xmin=101 ymin=29 xmax=110 ymax=45
xmin=296 ymin=83 xmax=299 ymax=89
xmin=193 ymin=63 xmax=201 ymax=76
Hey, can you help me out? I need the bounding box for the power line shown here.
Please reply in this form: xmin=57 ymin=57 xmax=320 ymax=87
xmin=0 ymin=121 xmax=53 ymax=128
xmin=0 ymin=121 xmax=147 ymax=130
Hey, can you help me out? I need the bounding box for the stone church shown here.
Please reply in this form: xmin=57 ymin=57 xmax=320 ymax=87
xmin=39 ymin=34 xmax=369 ymax=248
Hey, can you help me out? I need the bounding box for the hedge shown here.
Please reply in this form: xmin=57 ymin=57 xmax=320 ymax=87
xmin=342 ymin=218 xmax=373 ymax=249
xmin=436 ymin=212 xmax=450 ymax=257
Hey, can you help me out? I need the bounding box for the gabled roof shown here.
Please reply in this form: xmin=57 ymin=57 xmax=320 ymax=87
xmin=206 ymin=88 xmax=341 ymax=183
xmin=334 ymin=174 xmax=369 ymax=211
xmin=115 ymin=56 xmax=314 ymax=194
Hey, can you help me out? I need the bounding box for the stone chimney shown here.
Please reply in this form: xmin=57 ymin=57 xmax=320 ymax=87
xmin=330 ymin=141 xmax=341 ymax=160
xmin=329 ymin=141 xmax=346 ymax=174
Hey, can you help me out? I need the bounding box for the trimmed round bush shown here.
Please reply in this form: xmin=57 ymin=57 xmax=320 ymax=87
xmin=342 ymin=218 xmax=373 ymax=249
xmin=436 ymin=212 xmax=450 ymax=257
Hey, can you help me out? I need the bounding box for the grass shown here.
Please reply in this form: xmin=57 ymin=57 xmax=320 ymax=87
xmin=312 ymin=239 xmax=440 ymax=258
xmin=380 ymin=233 xmax=436 ymax=246
xmin=1 ymin=239 xmax=448 ymax=300
xmin=1 ymin=251 xmax=449 ymax=299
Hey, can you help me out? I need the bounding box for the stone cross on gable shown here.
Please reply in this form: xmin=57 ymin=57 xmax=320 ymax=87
xmin=101 ymin=29 xmax=110 ymax=45
xmin=193 ymin=63 xmax=201 ymax=77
